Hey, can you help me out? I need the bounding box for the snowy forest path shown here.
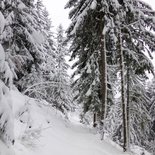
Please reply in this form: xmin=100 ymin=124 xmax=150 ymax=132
xmin=30 ymin=110 xmax=124 ymax=155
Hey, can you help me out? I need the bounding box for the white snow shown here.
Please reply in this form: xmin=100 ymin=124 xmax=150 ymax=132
xmin=0 ymin=90 xmax=147 ymax=155
xmin=111 ymin=0 xmax=121 ymax=9
xmin=7 ymin=91 xmax=129 ymax=155
xmin=86 ymin=87 xmax=92 ymax=96
xmin=3 ymin=61 xmax=13 ymax=85
xmin=86 ymin=63 xmax=91 ymax=74
xmin=0 ymin=140 xmax=14 ymax=155
xmin=0 ymin=44 xmax=5 ymax=71
xmin=5 ymin=11 xmax=14 ymax=26
xmin=32 ymin=30 xmax=45 ymax=45
xmin=0 ymin=80 xmax=14 ymax=149
xmin=0 ymin=11 xmax=5 ymax=34
xmin=25 ymin=27 xmax=44 ymax=47
xmin=18 ymin=1 xmax=26 ymax=10
xmin=90 ymin=0 xmax=97 ymax=10
xmin=0 ymin=90 xmax=148 ymax=155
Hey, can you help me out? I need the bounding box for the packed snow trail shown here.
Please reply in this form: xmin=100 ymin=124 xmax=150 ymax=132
xmin=36 ymin=114 xmax=123 ymax=155
xmin=14 ymin=107 xmax=123 ymax=155
xmin=8 ymin=90 xmax=125 ymax=155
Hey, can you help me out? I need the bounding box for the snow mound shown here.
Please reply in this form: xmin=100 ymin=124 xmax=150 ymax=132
xmin=11 ymin=90 xmax=51 ymax=140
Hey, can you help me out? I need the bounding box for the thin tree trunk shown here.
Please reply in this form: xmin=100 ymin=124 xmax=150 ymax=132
xmin=126 ymin=55 xmax=130 ymax=150
xmin=118 ymin=27 xmax=128 ymax=152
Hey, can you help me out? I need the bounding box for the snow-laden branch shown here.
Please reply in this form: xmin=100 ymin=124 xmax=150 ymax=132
xmin=23 ymin=81 xmax=70 ymax=95
xmin=23 ymin=81 xmax=58 ymax=94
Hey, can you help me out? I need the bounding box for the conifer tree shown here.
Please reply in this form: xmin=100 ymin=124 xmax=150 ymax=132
xmin=20 ymin=0 xmax=56 ymax=99
xmin=66 ymin=0 xmax=117 ymax=132
xmin=66 ymin=0 xmax=155 ymax=152
xmin=0 ymin=0 xmax=56 ymax=95
xmin=0 ymin=10 xmax=14 ymax=148
xmin=50 ymin=25 xmax=73 ymax=114
xmin=146 ymin=78 xmax=155 ymax=153
xmin=117 ymin=0 xmax=155 ymax=151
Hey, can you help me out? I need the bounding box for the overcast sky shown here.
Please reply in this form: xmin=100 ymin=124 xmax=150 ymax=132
xmin=43 ymin=0 xmax=70 ymax=30
xmin=43 ymin=0 xmax=155 ymax=30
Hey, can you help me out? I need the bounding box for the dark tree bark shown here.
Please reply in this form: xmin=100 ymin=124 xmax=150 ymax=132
xmin=98 ymin=13 xmax=107 ymax=140
xmin=118 ymin=27 xmax=128 ymax=152
xmin=93 ymin=113 xmax=97 ymax=128
xmin=126 ymin=55 xmax=130 ymax=150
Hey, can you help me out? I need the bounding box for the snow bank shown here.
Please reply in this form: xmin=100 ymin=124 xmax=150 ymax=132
xmin=11 ymin=90 xmax=51 ymax=140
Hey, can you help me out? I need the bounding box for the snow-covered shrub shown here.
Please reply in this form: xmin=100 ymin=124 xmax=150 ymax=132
xmin=15 ymin=101 xmax=41 ymax=148
xmin=0 ymin=80 xmax=14 ymax=146
xmin=12 ymin=92 xmax=51 ymax=149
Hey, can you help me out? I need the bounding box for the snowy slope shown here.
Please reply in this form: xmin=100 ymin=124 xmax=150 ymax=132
xmin=23 ymin=113 xmax=123 ymax=155
xmin=14 ymin=113 xmax=123 ymax=155
xmin=10 ymin=90 xmax=123 ymax=155
xmin=3 ymin=90 xmax=145 ymax=155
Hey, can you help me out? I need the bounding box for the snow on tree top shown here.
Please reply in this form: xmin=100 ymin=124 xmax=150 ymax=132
xmin=0 ymin=44 xmax=5 ymax=72
xmin=32 ymin=30 xmax=45 ymax=45
xmin=90 ymin=0 xmax=97 ymax=10
xmin=18 ymin=1 xmax=26 ymax=10
xmin=0 ymin=11 xmax=5 ymax=34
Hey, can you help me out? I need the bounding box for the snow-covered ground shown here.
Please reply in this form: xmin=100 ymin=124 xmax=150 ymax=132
xmin=11 ymin=90 xmax=123 ymax=155
xmin=14 ymin=112 xmax=123 ymax=155
xmin=0 ymin=90 xmax=148 ymax=155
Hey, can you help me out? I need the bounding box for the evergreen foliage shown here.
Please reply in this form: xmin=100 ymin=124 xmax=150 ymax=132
xmin=50 ymin=25 xmax=73 ymax=114
xmin=1 ymin=0 xmax=155 ymax=153
xmin=0 ymin=9 xmax=14 ymax=146
xmin=66 ymin=0 xmax=155 ymax=152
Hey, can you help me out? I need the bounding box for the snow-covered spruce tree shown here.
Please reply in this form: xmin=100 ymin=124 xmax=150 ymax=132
xmin=66 ymin=0 xmax=117 ymax=131
xmin=49 ymin=25 xmax=73 ymax=114
xmin=36 ymin=0 xmax=57 ymax=101
xmin=119 ymin=0 xmax=155 ymax=151
xmin=21 ymin=0 xmax=56 ymax=100
xmin=0 ymin=10 xmax=14 ymax=148
xmin=66 ymin=0 xmax=155 ymax=152
xmin=0 ymin=0 xmax=39 ymax=89
xmin=0 ymin=0 xmax=56 ymax=95
xmin=127 ymin=72 xmax=151 ymax=151
xmin=104 ymin=0 xmax=155 ymax=152
xmin=146 ymin=78 xmax=155 ymax=153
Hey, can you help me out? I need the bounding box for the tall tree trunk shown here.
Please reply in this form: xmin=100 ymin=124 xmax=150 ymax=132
xmin=126 ymin=55 xmax=130 ymax=150
xmin=118 ymin=27 xmax=128 ymax=152
xmin=99 ymin=32 xmax=107 ymax=140
xmin=97 ymin=0 xmax=107 ymax=140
